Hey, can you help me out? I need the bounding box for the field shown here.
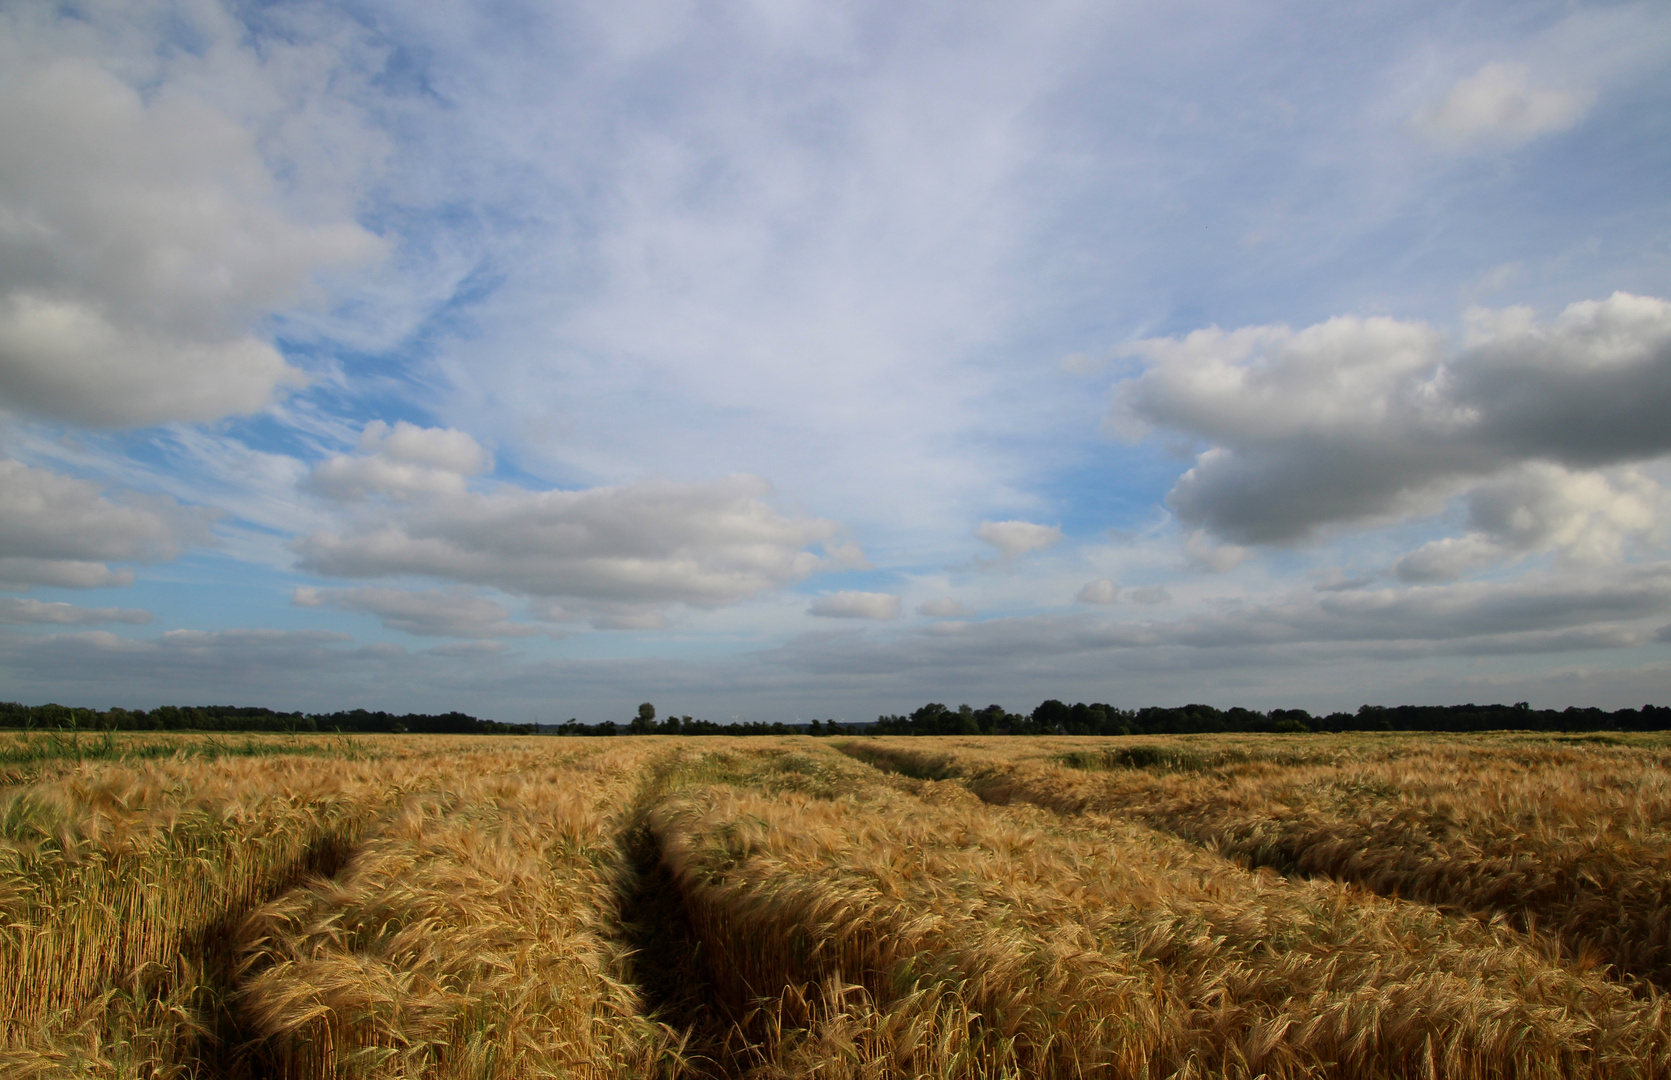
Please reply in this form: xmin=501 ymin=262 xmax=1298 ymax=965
xmin=4 ymin=730 xmax=1671 ymax=1078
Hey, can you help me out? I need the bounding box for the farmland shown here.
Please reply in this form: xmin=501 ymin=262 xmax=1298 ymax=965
xmin=4 ymin=731 xmax=1671 ymax=1078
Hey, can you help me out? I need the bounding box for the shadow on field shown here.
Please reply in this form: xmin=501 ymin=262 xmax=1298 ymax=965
xmin=172 ymin=830 xmax=361 ymax=1080
xmin=616 ymin=822 xmax=742 ymax=1079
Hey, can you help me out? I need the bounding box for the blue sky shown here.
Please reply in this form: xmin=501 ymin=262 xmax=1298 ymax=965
xmin=2 ymin=0 xmax=1669 ymax=722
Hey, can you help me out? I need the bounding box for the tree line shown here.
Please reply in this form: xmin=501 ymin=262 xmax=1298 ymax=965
xmin=0 ymin=702 xmax=534 ymax=735
xmin=551 ymin=702 xmax=824 ymax=737
xmin=868 ymin=700 xmax=1671 ymax=736
xmin=3 ymin=698 xmax=1667 ymax=737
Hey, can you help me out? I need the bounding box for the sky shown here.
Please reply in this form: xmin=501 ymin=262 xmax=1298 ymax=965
xmin=2 ymin=0 xmax=1669 ymax=723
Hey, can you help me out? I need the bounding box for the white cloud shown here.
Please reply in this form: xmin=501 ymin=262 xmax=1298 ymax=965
xmin=291 ymin=586 xmax=541 ymax=639
xmin=917 ymin=597 xmax=971 ymax=617
xmin=358 ymin=420 xmax=490 ymax=475
xmin=309 ymin=421 xmax=492 ymax=501
xmin=1182 ymin=530 xmax=1249 ymax=573
xmin=295 ymin=467 xmax=843 ymax=611
xmin=1396 ymin=464 xmax=1664 ymax=582
xmin=1411 ymin=62 xmax=1593 ymax=150
xmin=1391 ymin=535 xmax=1505 ymax=584
xmin=1114 ymin=293 xmax=1671 ymax=548
xmin=0 ymin=6 xmax=382 ymax=427
xmin=0 ymin=597 xmax=150 ymax=625
xmin=1126 ymin=585 xmax=1172 ymax=605
xmin=0 ymin=459 xmax=214 ymax=588
xmin=808 ymin=591 xmax=901 ymax=620
xmin=378 ymin=2 xmax=1116 ymax=571
xmin=1076 ymin=579 xmax=1119 ymax=605
xmin=1466 ymin=465 xmax=1661 ymax=560
xmin=975 ymin=520 xmax=1062 ymax=562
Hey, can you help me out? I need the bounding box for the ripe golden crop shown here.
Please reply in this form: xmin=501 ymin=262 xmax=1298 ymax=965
xmin=4 ymin=732 xmax=1670 ymax=1079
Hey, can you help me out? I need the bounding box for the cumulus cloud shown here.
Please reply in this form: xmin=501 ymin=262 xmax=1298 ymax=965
xmin=809 ymin=591 xmax=901 ymax=619
xmin=0 ymin=459 xmax=214 ymax=588
xmin=1127 ymin=585 xmax=1173 ymax=605
xmin=1411 ymin=62 xmax=1594 ymax=150
xmin=0 ymin=16 xmax=381 ymax=426
xmin=0 ymin=597 xmax=151 ymax=625
xmin=975 ymin=520 xmax=1062 ymax=562
xmin=917 ymin=597 xmax=971 ymax=617
xmin=1395 ymin=465 xmax=1663 ymax=581
xmin=1182 ymin=530 xmax=1249 ymax=573
xmin=1076 ymin=579 xmax=1120 ymax=605
xmin=292 ymin=586 xmax=541 ymax=638
xmin=296 ymin=466 xmax=843 ymax=611
xmin=1113 ymin=293 xmax=1671 ymax=554
xmin=308 ymin=421 xmax=492 ymax=501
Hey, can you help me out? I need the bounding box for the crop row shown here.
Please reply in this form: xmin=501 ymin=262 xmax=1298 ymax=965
xmin=843 ymin=735 xmax=1671 ymax=990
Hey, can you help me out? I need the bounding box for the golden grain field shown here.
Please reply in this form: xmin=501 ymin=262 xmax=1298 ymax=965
xmin=4 ymin=730 xmax=1671 ymax=1079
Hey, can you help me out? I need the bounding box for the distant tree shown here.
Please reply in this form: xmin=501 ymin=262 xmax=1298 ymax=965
xmin=909 ymin=703 xmax=951 ymax=735
xmin=1032 ymin=699 xmax=1071 ymax=733
xmin=630 ymin=703 xmax=657 ymax=734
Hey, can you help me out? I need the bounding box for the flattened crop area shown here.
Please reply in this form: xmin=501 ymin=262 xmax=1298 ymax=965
xmin=4 ymin=732 xmax=1671 ymax=1078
